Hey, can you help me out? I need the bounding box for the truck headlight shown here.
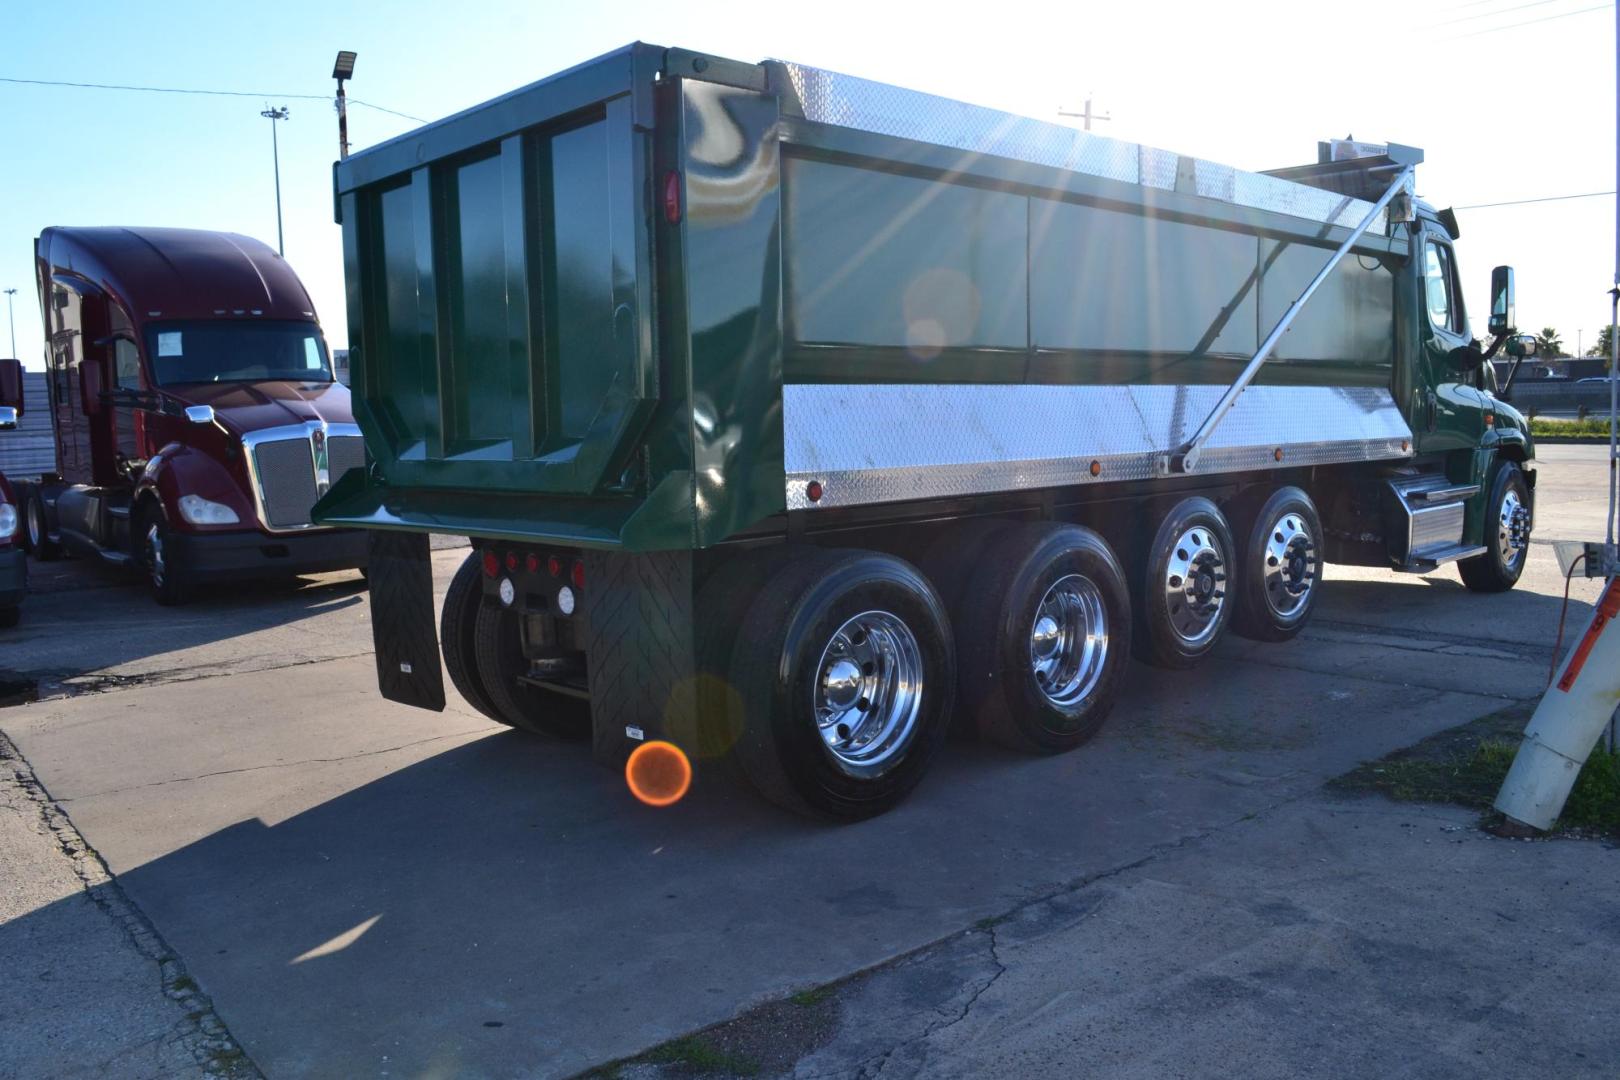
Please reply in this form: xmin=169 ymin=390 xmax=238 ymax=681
xmin=178 ymin=494 xmax=240 ymax=525
xmin=0 ymin=503 xmax=15 ymax=539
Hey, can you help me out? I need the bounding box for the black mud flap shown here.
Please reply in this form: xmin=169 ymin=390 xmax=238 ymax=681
xmin=366 ymin=531 xmax=445 ymax=712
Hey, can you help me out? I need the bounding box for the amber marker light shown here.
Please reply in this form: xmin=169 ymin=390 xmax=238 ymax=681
xmin=625 ymin=740 xmax=692 ymax=807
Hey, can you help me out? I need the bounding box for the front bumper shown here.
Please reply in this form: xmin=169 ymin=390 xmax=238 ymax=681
xmin=165 ymin=527 xmax=368 ymax=585
xmin=0 ymin=545 xmax=25 ymax=611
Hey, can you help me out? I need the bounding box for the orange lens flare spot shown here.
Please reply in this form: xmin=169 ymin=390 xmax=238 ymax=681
xmin=625 ymin=740 xmax=693 ymax=808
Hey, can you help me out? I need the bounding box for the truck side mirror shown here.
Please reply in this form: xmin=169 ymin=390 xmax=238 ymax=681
xmin=1489 ymin=266 xmax=1515 ymax=336
xmin=1505 ymin=335 xmax=1538 ymax=359
xmin=185 ymin=405 xmax=216 ymax=425
xmin=0 ymin=358 xmax=22 ymax=417
xmin=0 ymin=406 xmax=16 ymax=431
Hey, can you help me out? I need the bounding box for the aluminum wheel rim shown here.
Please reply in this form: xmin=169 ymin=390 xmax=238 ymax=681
xmin=1028 ymin=573 xmax=1110 ymax=708
xmin=1260 ymin=510 xmax=1318 ymax=621
xmin=813 ymin=610 xmax=923 ymax=777
xmin=1162 ymin=525 xmax=1227 ymax=646
xmin=26 ymin=500 xmax=43 ymax=548
xmin=1497 ymin=489 xmax=1529 ymax=569
xmin=146 ymin=523 xmax=166 ymax=587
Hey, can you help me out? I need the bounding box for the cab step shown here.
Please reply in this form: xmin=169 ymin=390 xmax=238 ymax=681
xmin=1385 ymin=474 xmax=1480 ymax=570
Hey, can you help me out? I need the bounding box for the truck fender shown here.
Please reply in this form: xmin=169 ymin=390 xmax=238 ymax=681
xmin=135 ymin=444 xmax=255 ymax=532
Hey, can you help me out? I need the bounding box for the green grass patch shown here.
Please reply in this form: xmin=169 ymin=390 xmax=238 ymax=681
xmin=1529 ymin=416 xmax=1616 ymax=439
xmin=647 ymin=1036 xmax=760 ymax=1076
xmin=1340 ymin=733 xmax=1620 ymax=837
xmin=789 ymin=987 xmax=832 ymax=1007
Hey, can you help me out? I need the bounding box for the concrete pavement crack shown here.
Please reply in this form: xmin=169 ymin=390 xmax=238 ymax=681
xmin=58 ymin=727 xmax=493 ymax=803
xmin=28 ymin=649 xmax=377 ymax=701
xmin=0 ymin=729 xmax=261 ymax=1079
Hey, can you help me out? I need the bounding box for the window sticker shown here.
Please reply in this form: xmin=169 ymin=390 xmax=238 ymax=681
xmin=157 ymin=331 xmax=183 ymax=357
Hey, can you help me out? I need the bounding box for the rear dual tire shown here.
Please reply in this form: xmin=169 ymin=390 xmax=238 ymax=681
xmin=952 ymin=523 xmax=1131 ymax=754
xmin=720 ymin=549 xmax=955 ymax=821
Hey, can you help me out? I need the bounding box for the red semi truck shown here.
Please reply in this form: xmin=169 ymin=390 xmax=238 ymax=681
xmin=8 ymin=227 xmax=367 ymax=604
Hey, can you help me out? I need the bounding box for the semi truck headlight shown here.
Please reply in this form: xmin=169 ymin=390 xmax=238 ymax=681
xmin=178 ymin=494 xmax=240 ymax=525
xmin=0 ymin=503 xmax=15 ymax=539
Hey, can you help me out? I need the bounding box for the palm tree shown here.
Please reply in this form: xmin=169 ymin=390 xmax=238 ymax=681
xmin=1535 ymin=327 xmax=1565 ymax=358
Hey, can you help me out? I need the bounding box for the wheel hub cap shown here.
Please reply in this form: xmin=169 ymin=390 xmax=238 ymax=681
xmin=147 ymin=524 xmax=165 ymax=586
xmin=1261 ymin=512 xmax=1318 ymax=620
xmin=1028 ymin=573 xmax=1110 ymax=707
xmin=1499 ymin=491 xmax=1529 ymax=567
xmin=1163 ymin=527 xmax=1227 ymax=645
xmin=812 ymin=610 xmax=924 ymax=777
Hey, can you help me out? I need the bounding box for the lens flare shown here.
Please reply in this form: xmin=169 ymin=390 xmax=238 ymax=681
xmin=625 ymin=740 xmax=692 ymax=808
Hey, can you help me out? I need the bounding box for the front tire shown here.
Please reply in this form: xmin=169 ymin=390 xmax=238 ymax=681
xmin=728 ymin=549 xmax=954 ymax=820
xmin=0 ymin=606 xmax=18 ymax=629
xmin=954 ymin=523 xmax=1132 ymax=754
xmin=1135 ymin=497 xmax=1235 ymax=668
xmin=23 ymin=489 xmax=61 ymax=560
xmin=138 ymin=506 xmax=188 ymax=606
xmin=1460 ymin=461 xmax=1531 ymax=593
xmin=1231 ymin=486 xmax=1323 ymax=642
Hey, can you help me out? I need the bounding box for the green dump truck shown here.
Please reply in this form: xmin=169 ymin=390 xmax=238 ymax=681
xmin=317 ymin=43 xmax=1540 ymax=819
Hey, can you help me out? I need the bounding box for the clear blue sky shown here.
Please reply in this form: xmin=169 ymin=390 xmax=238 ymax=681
xmin=3 ymin=0 xmax=1615 ymax=368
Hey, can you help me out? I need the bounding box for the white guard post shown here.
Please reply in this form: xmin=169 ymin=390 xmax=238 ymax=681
xmin=1493 ymin=576 xmax=1620 ymax=831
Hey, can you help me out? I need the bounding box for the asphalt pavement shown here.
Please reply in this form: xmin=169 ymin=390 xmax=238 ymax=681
xmin=0 ymin=446 xmax=1615 ymax=1079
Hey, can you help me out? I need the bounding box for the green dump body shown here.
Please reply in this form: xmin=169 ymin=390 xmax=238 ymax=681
xmin=316 ymin=43 xmax=1528 ymax=553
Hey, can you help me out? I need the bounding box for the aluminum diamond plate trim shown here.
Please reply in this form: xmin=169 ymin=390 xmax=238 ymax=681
xmin=776 ymin=61 xmax=1386 ymax=230
xmin=783 ymin=384 xmax=1413 ymax=510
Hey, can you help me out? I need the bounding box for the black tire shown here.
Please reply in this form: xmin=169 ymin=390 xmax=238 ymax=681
xmin=1460 ymin=461 xmax=1531 ymax=593
xmin=1230 ymin=486 xmax=1323 ymax=643
xmin=913 ymin=517 xmax=1016 ymax=623
xmin=689 ymin=547 xmax=785 ymax=767
xmin=0 ymin=606 xmax=18 ymax=629
xmin=23 ymin=489 xmax=61 ymax=560
xmin=1134 ymin=497 xmax=1235 ymax=669
xmin=137 ymin=505 xmax=188 ymax=606
xmin=727 ymin=549 xmax=954 ymax=821
xmin=955 ymin=523 xmax=1132 ymax=754
xmin=471 ymin=601 xmax=590 ymax=738
xmin=439 ymin=553 xmax=504 ymax=723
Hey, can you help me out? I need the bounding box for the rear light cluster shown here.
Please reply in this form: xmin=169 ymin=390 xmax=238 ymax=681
xmin=480 ymin=546 xmax=585 ymax=616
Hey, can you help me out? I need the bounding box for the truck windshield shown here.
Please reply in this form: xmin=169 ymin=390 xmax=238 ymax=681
xmin=145 ymin=320 xmax=333 ymax=386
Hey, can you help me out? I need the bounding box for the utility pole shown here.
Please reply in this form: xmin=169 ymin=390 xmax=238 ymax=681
xmin=1058 ymin=95 xmax=1112 ymax=132
xmin=332 ymin=51 xmax=356 ymax=160
xmin=3 ymin=289 xmax=15 ymax=357
xmin=261 ymin=106 xmax=289 ymax=255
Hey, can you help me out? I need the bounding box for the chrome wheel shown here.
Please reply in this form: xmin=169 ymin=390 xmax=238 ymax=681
xmin=1162 ymin=525 xmax=1228 ymax=646
xmin=146 ymin=523 xmax=166 ymax=587
xmin=1498 ymin=489 xmax=1529 ymax=569
xmin=1028 ymin=574 xmax=1110 ymax=707
xmin=812 ymin=610 xmax=923 ymax=777
xmin=1260 ymin=510 xmax=1318 ymax=621
xmin=26 ymin=499 xmax=43 ymax=548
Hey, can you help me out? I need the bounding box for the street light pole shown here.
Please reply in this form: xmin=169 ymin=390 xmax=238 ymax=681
xmin=332 ymin=51 xmax=357 ymax=161
xmin=3 ymin=289 xmax=15 ymax=357
xmin=260 ymin=106 xmax=289 ymax=255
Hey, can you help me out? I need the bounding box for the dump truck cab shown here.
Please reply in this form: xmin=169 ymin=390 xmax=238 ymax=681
xmin=23 ymin=227 xmax=367 ymax=603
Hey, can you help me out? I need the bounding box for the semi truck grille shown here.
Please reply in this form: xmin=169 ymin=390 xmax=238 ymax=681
xmin=328 ymin=435 xmax=366 ymax=485
xmin=254 ymin=438 xmax=321 ymax=529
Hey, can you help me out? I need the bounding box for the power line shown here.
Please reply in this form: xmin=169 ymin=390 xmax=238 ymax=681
xmin=1443 ymin=2 xmax=1609 ymax=39
xmin=1454 ymin=190 xmax=1615 ymax=209
xmin=1429 ymin=0 xmax=1570 ymax=29
xmin=0 ymin=74 xmax=426 ymax=123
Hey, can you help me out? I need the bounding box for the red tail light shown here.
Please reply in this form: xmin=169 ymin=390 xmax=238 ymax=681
xmin=524 ymin=552 xmax=540 ymax=574
xmin=571 ymin=559 xmax=586 ymax=590
xmin=504 ymin=551 xmax=519 ymax=572
xmin=547 ymin=555 xmax=561 ymax=578
xmin=481 ymin=551 xmax=499 ymax=578
xmin=663 ymin=170 xmax=681 ymax=224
